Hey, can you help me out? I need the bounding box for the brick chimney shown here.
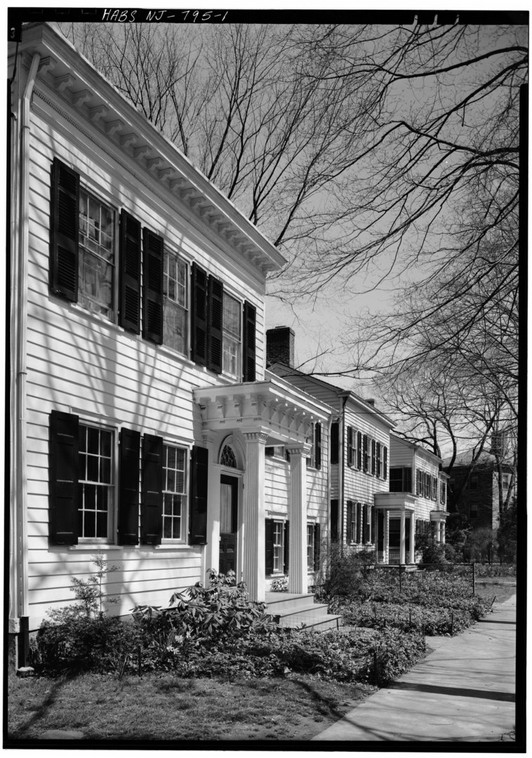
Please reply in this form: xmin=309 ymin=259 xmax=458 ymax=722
xmin=266 ymin=326 xmax=295 ymax=368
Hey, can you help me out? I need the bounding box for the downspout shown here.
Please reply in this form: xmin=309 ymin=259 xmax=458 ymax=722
xmin=339 ymin=395 xmax=348 ymax=553
xmin=14 ymin=51 xmax=41 ymax=665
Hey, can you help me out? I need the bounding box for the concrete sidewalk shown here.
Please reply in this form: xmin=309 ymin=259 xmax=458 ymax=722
xmin=313 ymin=595 xmax=516 ymax=743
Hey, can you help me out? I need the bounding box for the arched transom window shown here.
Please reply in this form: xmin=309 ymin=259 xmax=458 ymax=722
xmin=220 ymin=444 xmax=238 ymax=468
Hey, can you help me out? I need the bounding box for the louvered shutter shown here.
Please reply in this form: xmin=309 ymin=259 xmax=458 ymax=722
xmin=49 ymin=410 xmax=79 ymax=545
xmin=207 ymin=275 xmax=223 ymax=374
xmin=242 ymin=301 xmax=256 ymax=382
xmin=283 ymin=521 xmax=289 ymax=574
xmin=49 ymin=158 xmax=79 ymax=302
xmin=265 ymin=518 xmax=274 ymax=575
xmin=346 ymin=426 xmax=353 ymax=466
xmin=331 ymin=422 xmax=339 ymax=465
xmin=404 ymin=466 xmax=413 ymax=494
xmin=331 ymin=499 xmax=339 ymax=542
xmin=314 ymin=423 xmax=322 ymax=469
xmin=118 ymin=428 xmax=140 ymax=545
xmin=314 ymin=523 xmax=321 ymax=572
xmin=363 ymin=435 xmax=368 ymax=472
xmin=142 ymin=228 xmax=164 ymax=344
xmin=346 ymin=500 xmax=356 ymax=542
xmin=383 ymin=446 xmax=388 ymax=479
xmin=119 ymin=210 xmax=141 ymax=333
xmin=140 ymin=434 xmax=163 ymax=545
xmin=357 ymin=432 xmax=362 ymax=469
xmin=371 ymin=439 xmax=376 ymax=475
xmin=189 ymin=445 xmax=208 ymax=545
xmin=191 ymin=263 xmax=208 ymax=365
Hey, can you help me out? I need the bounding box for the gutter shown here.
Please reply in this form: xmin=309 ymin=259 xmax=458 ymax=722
xmin=13 ymin=50 xmax=41 ymax=665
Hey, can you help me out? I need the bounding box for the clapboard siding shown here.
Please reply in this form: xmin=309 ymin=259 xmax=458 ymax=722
xmin=20 ymin=72 xmax=274 ymax=628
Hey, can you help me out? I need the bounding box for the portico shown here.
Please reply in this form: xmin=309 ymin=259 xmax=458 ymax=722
xmin=194 ymin=377 xmax=329 ymax=601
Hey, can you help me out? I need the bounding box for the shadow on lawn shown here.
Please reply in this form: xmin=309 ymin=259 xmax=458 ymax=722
xmin=289 ymin=676 xmax=367 ymax=724
xmin=9 ymin=673 xmax=77 ymax=738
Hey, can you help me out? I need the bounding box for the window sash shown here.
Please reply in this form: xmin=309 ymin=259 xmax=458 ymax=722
xmin=78 ymin=189 xmax=115 ymax=318
xmin=163 ymin=250 xmax=188 ymax=355
xmin=222 ymin=292 xmax=242 ymax=378
xmin=162 ymin=444 xmax=187 ymax=541
xmin=272 ymin=521 xmax=284 ymax=573
xmin=307 ymin=524 xmax=315 ymax=570
xmin=78 ymin=424 xmax=114 ymax=541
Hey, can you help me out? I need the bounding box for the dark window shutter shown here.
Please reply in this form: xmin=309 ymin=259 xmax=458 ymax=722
xmin=357 ymin=503 xmax=363 ymax=542
xmin=314 ymin=423 xmax=322 ymax=469
xmin=347 ymin=501 xmax=354 ymax=542
xmin=118 ymin=428 xmax=140 ymax=545
xmin=207 ymin=275 xmax=223 ymax=374
xmin=331 ymin=422 xmax=339 ymax=464
xmin=141 ymin=434 xmax=163 ymax=545
xmin=189 ymin=445 xmax=208 ymax=545
xmin=242 ymin=301 xmax=256 ymax=382
xmin=49 ymin=410 xmax=79 ymax=545
xmin=331 ymin=499 xmax=339 ymax=542
xmin=314 ymin=523 xmax=321 ymax=571
xmin=383 ymin=446 xmax=388 ymax=479
xmin=346 ymin=426 xmax=353 ymax=466
xmin=371 ymin=440 xmax=376 ymax=475
xmin=142 ymin=228 xmax=164 ymax=344
xmin=119 ymin=210 xmax=141 ymax=333
xmin=191 ymin=263 xmax=208 ymax=365
xmin=49 ymin=158 xmax=79 ymax=302
xmin=283 ymin=520 xmax=289 ymax=574
xmin=363 ymin=435 xmax=368 ymax=472
xmin=357 ymin=432 xmax=362 ymax=469
xmin=265 ymin=518 xmax=274 ymax=575
xmin=405 ymin=467 xmax=412 ymax=494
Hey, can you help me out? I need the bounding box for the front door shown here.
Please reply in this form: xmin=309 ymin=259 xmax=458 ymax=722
xmin=219 ymin=475 xmax=238 ymax=575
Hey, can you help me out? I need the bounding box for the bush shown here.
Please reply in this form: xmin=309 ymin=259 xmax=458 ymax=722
xmin=341 ymin=601 xmax=473 ymax=636
xmin=321 ymin=546 xmax=376 ymax=600
xmin=32 ymin=608 xmax=138 ymax=675
xmin=474 ymin=563 xmax=516 ymax=578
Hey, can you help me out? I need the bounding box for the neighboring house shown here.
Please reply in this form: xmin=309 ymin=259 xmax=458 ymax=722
xmin=444 ymin=449 xmax=516 ymax=531
xmin=267 ymin=327 xmax=448 ymax=566
xmin=8 ymin=22 xmax=331 ymax=663
xmin=377 ymin=434 xmax=448 ymax=564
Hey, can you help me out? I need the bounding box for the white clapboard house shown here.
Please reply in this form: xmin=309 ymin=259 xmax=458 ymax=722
xmin=267 ymin=327 xmax=448 ymax=565
xmin=8 ymin=22 xmax=334 ymax=662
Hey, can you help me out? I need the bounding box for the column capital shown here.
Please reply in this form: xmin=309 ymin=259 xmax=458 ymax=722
xmin=286 ymin=442 xmax=312 ymax=457
xmin=243 ymin=431 xmax=269 ymax=445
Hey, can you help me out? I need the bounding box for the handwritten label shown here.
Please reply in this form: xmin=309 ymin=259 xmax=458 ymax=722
xmin=100 ymin=9 xmax=229 ymax=23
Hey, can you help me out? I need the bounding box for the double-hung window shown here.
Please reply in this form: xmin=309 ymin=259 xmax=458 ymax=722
xmin=162 ymin=444 xmax=187 ymax=540
xmin=222 ymin=292 xmax=242 ymax=379
xmin=272 ymin=521 xmax=284 ymax=573
xmin=78 ymin=189 xmax=116 ymax=319
xmin=163 ymin=249 xmax=188 ymax=355
xmin=307 ymin=524 xmax=315 ymax=571
xmin=78 ymin=423 xmax=114 ymax=541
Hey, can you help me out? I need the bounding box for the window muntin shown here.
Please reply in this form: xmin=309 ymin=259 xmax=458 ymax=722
xmin=78 ymin=189 xmax=115 ymax=318
xmin=78 ymin=424 xmax=114 ymax=540
xmin=222 ymin=292 xmax=241 ymax=378
xmin=272 ymin=521 xmax=284 ymax=573
xmin=163 ymin=249 xmax=188 ymax=355
xmin=162 ymin=444 xmax=187 ymax=540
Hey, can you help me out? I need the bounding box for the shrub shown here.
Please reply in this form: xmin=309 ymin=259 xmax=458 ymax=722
xmin=322 ymin=546 xmax=376 ymax=600
xmin=270 ymin=576 xmax=289 ymax=592
xmin=341 ymin=601 xmax=473 ymax=636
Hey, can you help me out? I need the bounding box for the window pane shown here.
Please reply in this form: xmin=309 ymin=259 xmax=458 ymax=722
xmin=78 ymin=189 xmax=115 ymax=318
xmin=223 ymin=294 xmax=240 ymax=336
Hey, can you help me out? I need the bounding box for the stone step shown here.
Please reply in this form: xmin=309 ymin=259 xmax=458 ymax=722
xmin=265 ymin=593 xmax=343 ymax=631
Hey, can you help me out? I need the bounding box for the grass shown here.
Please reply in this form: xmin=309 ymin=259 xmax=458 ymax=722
xmin=7 ymin=671 xmax=375 ymax=743
xmin=474 ymin=576 xmax=516 ymax=605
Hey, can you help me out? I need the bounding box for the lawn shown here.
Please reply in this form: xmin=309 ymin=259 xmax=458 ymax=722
xmin=7 ymin=671 xmax=375 ymax=743
xmin=474 ymin=576 xmax=516 ymax=605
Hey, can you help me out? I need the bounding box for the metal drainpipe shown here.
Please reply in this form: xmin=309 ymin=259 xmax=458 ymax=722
xmin=339 ymin=395 xmax=348 ymax=552
xmin=15 ymin=51 xmax=41 ymax=666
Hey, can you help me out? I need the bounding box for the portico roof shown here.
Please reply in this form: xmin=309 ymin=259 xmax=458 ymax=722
xmin=194 ymin=377 xmax=332 ymax=446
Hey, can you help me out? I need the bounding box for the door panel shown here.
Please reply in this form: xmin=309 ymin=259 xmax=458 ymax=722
xmin=219 ymin=475 xmax=238 ymax=575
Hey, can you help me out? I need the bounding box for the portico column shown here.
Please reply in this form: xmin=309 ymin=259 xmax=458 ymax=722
xmin=399 ymin=509 xmax=406 ymax=564
xmin=409 ymin=511 xmax=416 ymax=564
xmin=384 ymin=512 xmax=389 ymax=563
xmin=287 ymin=445 xmax=310 ymax=594
xmin=242 ymin=432 xmax=268 ymax=602
xmin=441 ymin=520 xmax=446 ymax=545
xmin=203 ymin=433 xmax=220 ymax=583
